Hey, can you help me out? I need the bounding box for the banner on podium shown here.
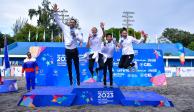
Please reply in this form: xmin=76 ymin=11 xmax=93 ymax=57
xmin=30 ymin=47 xmax=166 ymax=86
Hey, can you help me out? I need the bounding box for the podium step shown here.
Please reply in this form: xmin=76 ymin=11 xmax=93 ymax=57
xmin=18 ymin=83 xmax=174 ymax=107
xmin=121 ymin=91 xmax=174 ymax=107
xmin=0 ymin=79 xmax=18 ymax=93
xmin=18 ymin=87 xmax=76 ymax=107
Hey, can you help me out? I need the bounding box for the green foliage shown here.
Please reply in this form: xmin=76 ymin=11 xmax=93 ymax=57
xmin=0 ymin=32 xmax=15 ymax=48
xmin=14 ymin=23 xmax=36 ymax=42
xmin=28 ymin=0 xmax=52 ymax=28
xmin=54 ymin=36 xmax=62 ymax=42
xmin=12 ymin=18 xmax=28 ymax=36
xmin=14 ymin=23 xmax=62 ymax=42
xmin=188 ymin=42 xmax=194 ymax=51
xmin=162 ymin=28 xmax=194 ymax=51
xmin=105 ymin=27 xmax=142 ymax=42
xmin=162 ymin=28 xmax=193 ymax=47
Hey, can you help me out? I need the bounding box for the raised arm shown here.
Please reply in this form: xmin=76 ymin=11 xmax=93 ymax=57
xmin=100 ymin=22 xmax=106 ymax=41
xmin=132 ymin=32 xmax=147 ymax=44
xmin=52 ymin=4 xmax=66 ymax=31
xmin=86 ymin=34 xmax=92 ymax=48
xmin=117 ymin=37 xmax=123 ymax=48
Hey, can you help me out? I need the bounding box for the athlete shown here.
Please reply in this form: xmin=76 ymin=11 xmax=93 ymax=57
xmin=118 ymin=28 xmax=147 ymax=69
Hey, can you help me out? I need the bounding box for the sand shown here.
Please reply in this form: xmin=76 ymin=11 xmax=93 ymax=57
xmin=0 ymin=77 xmax=194 ymax=112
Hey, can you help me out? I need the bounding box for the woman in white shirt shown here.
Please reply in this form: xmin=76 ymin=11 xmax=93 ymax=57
xmin=86 ymin=23 xmax=105 ymax=78
xmin=118 ymin=28 xmax=147 ymax=69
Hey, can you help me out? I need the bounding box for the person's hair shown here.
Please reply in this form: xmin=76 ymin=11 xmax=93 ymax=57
xmin=121 ymin=27 xmax=127 ymax=33
xmin=106 ymin=33 xmax=112 ymax=37
xmin=92 ymin=27 xmax=98 ymax=31
xmin=70 ymin=18 xmax=77 ymax=24
xmin=26 ymin=52 xmax=31 ymax=55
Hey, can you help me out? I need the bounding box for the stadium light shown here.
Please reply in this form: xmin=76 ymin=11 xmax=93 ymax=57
xmin=122 ymin=11 xmax=135 ymax=29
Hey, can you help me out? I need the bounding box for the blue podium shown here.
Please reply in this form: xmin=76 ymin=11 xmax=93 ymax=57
xmin=18 ymin=82 xmax=173 ymax=107
xmin=0 ymin=79 xmax=18 ymax=93
xmin=17 ymin=47 xmax=173 ymax=107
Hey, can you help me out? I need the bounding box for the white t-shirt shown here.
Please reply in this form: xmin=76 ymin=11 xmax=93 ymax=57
xmin=101 ymin=41 xmax=116 ymax=58
xmin=119 ymin=36 xmax=144 ymax=55
xmin=53 ymin=12 xmax=83 ymax=49
xmin=89 ymin=35 xmax=102 ymax=53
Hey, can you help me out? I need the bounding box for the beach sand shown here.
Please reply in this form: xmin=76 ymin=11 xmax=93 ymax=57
xmin=0 ymin=77 xmax=194 ymax=112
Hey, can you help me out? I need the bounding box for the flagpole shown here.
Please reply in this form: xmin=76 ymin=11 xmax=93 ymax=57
xmin=36 ymin=30 xmax=39 ymax=46
xmin=51 ymin=30 xmax=54 ymax=42
xmin=36 ymin=31 xmax=38 ymax=42
xmin=43 ymin=29 xmax=46 ymax=42
xmin=28 ymin=30 xmax=31 ymax=42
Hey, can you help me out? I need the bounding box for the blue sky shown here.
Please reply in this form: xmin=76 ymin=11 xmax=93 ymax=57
xmin=0 ymin=0 xmax=194 ymax=42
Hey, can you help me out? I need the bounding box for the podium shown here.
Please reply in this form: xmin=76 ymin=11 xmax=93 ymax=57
xmin=0 ymin=79 xmax=18 ymax=93
xmin=18 ymin=47 xmax=173 ymax=107
xmin=18 ymin=82 xmax=173 ymax=107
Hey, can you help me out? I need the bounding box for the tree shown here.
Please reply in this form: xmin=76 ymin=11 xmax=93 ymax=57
xmin=188 ymin=42 xmax=194 ymax=51
xmin=162 ymin=28 xmax=194 ymax=50
xmin=0 ymin=32 xmax=15 ymax=49
xmin=14 ymin=23 xmax=63 ymax=42
xmin=12 ymin=18 xmax=28 ymax=36
xmin=0 ymin=32 xmax=4 ymax=48
xmin=105 ymin=27 xmax=142 ymax=42
xmin=28 ymin=0 xmax=81 ymax=42
xmin=28 ymin=0 xmax=52 ymax=28
xmin=162 ymin=28 xmax=192 ymax=47
xmin=14 ymin=23 xmax=37 ymax=42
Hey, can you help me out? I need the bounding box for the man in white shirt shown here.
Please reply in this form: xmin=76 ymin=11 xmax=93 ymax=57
xmin=101 ymin=33 xmax=117 ymax=87
xmin=118 ymin=28 xmax=147 ymax=69
xmin=86 ymin=23 xmax=105 ymax=78
xmin=52 ymin=4 xmax=83 ymax=86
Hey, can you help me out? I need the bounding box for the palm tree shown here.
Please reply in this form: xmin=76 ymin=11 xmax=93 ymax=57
xmin=28 ymin=0 xmax=52 ymax=28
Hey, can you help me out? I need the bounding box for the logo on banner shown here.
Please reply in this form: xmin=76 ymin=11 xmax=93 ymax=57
xmin=97 ymin=90 xmax=114 ymax=104
xmin=57 ymin=54 xmax=66 ymax=66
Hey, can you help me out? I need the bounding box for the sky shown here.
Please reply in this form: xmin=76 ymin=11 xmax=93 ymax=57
xmin=0 ymin=0 xmax=194 ymax=42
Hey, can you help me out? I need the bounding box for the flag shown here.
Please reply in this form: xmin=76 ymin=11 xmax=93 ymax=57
xmin=28 ymin=30 xmax=31 ymax=42
xmin=176 ymin=43 xmax=185 ymax=65
xmin=43 ymin=30 xmax=46 ymax=41
xmin=36 ymin=32 xmax=38 ymax=41
xmin=3 ymin=36 xmax=10 ymax=69
xmin=51 ymin=30 xmax=53 ymax=42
